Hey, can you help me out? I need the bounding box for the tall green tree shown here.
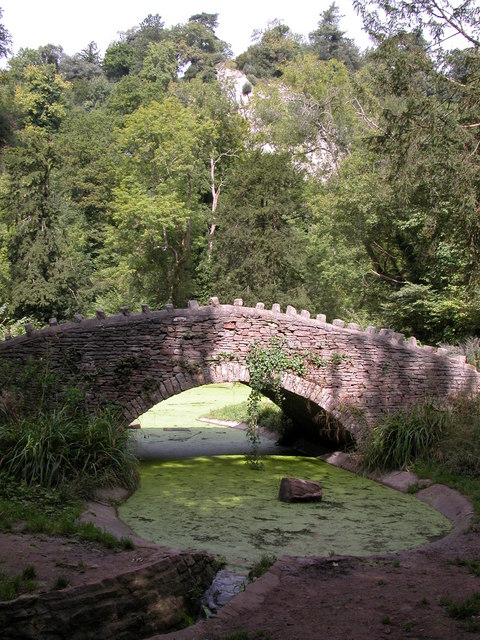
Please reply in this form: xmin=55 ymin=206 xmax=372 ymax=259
xmin=212 ymin=151 xmax=311 ymax=308
xmin=236 ymin=21 xmax=302 ymax=80
xmin=173 ymin=13 xmax=230 ymax=82
xmin=14 ymin=64 xmax=69 ymax=131
xmin=309 ymin=3 xmax=362 ymax=70
xmin=0 ymin=6 xmax=11 ymax=59
xmin=1 ymin=126 xmax=91 ymax=320
xmin=354 ymin=0 xmax=480 ymax=46
xmin=103 ymin=96 xmax=210 ymax=307
xmin=331 ymin=31 xmax=480 ymax=340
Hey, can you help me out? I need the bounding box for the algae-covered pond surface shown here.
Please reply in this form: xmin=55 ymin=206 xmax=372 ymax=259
xmin=120 ymin=456 xmax=451 ymax=569
xmin=121 ymin=384 xmax=452 ymax=569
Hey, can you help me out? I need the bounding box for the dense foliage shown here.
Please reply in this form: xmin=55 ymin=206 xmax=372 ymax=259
xmin=0 ymin=358 xmax=139 ymax=494
xmin=0 ymin=2 xmax=479 ymax=345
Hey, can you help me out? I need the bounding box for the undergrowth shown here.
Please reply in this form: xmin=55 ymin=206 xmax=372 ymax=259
xmin=0 ymin=357 xmax=138 ymax=494
xmin=0 ymin=567 xmax=38 ymax=601
xmin=0 ymin=357 xmax=138 ymax=543
xmin=441 ymin=592 xmax=480 ymax=632
xmin=245 ymin=338 xmax=305 ymax=468
xmin=248 ymin=554 xmax=277 ymax=581
xmin=359 ymin=395 xmax=480 ymax=518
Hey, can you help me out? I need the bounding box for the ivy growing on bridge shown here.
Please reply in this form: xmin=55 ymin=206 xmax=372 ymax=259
xmin=245 ymin=337 xmax=306 ymax=469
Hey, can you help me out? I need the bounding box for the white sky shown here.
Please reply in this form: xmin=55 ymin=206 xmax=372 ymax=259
xmin=0 ymin=0 xmax=373 ymax=61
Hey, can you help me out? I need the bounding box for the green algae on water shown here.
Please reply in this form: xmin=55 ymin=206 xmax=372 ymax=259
xmin=119 ymin=455 xmax=452 ymax=570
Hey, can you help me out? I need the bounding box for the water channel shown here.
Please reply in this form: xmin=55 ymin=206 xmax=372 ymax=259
xmin=119 ymin=383 xmax=452 ymax=572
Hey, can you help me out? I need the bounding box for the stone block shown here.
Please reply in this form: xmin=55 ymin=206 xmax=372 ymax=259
xmin=278 ymin=477 xmax=322 ymax=502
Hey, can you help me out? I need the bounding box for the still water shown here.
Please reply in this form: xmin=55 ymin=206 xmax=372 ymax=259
xmin=119 ymin=385 xmax=452 ymax=570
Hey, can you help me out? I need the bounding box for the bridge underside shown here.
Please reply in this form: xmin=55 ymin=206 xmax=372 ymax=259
xmin=279 ymin=388 xmax=355 ymax=449
xmin=125 ymin=366 xmax=356 ymax=450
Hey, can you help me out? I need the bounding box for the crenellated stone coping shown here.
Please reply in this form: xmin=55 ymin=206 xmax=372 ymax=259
xmin=0 ymin=298 xmax=470 ymax=368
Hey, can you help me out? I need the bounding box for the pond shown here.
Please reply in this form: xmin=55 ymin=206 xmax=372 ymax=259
xmin=119 ymin=384 xmax=452 ymax=571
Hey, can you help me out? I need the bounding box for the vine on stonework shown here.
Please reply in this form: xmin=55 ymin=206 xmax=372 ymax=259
xmin=245 ymin=337 xmax=307 ymax=469
xmin=210 ymin=338 xmax=353 ymax=469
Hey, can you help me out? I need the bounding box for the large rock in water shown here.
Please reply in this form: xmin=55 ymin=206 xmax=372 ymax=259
xmin=278 ymin=477 xmax=322 ymax=502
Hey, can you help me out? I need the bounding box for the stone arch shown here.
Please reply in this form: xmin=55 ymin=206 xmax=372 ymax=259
xmin=1 ymin=298 xmax=479 ymax=443
xmin=122 ymin=361 xmax=251 ymax=424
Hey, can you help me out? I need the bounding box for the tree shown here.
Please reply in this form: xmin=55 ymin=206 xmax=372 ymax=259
xmin=14 ymin=64 xmax=70 ymax=131
xmin=139 ymin=40 xmax=178 ymax=90
xmin=59 ymin=42 xmax=103 ymax=81
xmin=309 ymin=3 xmax=362 ymax=70
xmin=173 ymin=13 xmax=231 ymax=82
xmin=103 ymin=41 xmax=137 ymax=80
xmin=104 ymin=96 xmax=210 ymax=306
xmin=8 ymin=44 xmax=64 ymax=80
xmin=211 ymin=151 xmax=311 ymax=308
xmin=236 ymin=21 xmax=302 ymax=80
xmin=122 ymin=14 xmax=166 ymax=66
xmin=0 ymin=127 xmax=91 ymax=320
xmin=354 ymin=0 xmax=480 ymax=47
xmin=0 ymin=6 xmax=11 ymax=59
xmin=56 ymin=108 xmax=117 ymax=253
xmin=330 ymin=31 xmax=480 ymax=341
xmin=173 ymin=78 xmax=247 ymax=258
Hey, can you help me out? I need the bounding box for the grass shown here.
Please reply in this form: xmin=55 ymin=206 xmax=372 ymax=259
xmin=0 ymin=406 xmax=139 ymax=493
xmin=0 ymin=472 xmax=133 ymax=549
xmin=53 ymin=576 xmax=70 ymax=590
xmin=448 ymin=558 xmax=480 ymax=576
xmin=359 ymin=400 xmax=447 ymax=472
xmin=248 ymin=554 xmax=276 ymax=581
xmin=441 ymin=592 xmax=480 ymax=632
xmin=204 ymin=399 xmax=284 ymax=435
xmin=0 ymin=568 xmax=38 ymax=601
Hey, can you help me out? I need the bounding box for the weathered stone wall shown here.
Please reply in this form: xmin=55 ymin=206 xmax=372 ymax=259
xmin=0 ymin=550 xmax=218 ymax=640
xmin=1 ymin=298 xmax=479 ymax=440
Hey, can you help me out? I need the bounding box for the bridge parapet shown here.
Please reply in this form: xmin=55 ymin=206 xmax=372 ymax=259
xmin=0 ymin=298 xmax=477 ymax=440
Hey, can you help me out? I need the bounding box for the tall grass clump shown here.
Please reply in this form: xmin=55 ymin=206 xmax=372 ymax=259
xmin=0 ymin=357 xmax=138 ymax=497
xmin=440 ymin=337 xmax=480 ymax=370
xmin=360 ymin=396 xmax=480 ymax=516
xmin=360 ymin=401 xmax=447 ymax=472
xmin=0 ymin=406 xmax=138 ymax=494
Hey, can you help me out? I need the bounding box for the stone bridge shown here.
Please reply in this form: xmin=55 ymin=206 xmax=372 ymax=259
xmin=1 ymin=298 xmax=479 ymax=442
